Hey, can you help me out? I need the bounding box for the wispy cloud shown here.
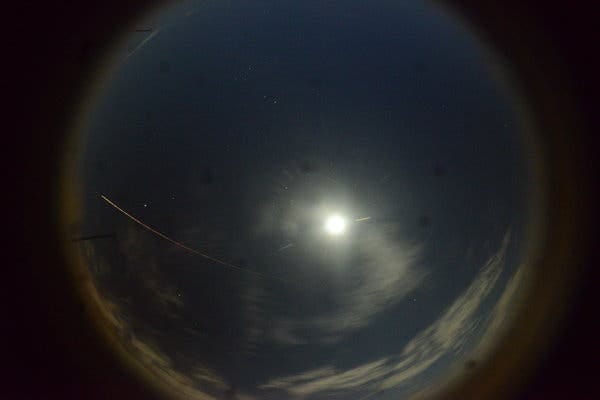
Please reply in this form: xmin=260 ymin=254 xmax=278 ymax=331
xmin=259 ymin=232 xmax=511 ymax=397
xmin=78 ymin=239 xmax=230 ymax=400
xmin=261 ymin=360 xmax=389 ymax=396
xmin=128 ymin=337 xmax=218 ymax=399
xmin=469 ymin=259 xmax=528 ymax=359
xmin=191 ymin=366 xmax=228 ymax=391
xmin=241 ymin=276 xmax=269 ymax=354
xmin=100 ymin=299 xmax=230 ymax=400
xmin=116 ymin=225 xmax=185 ymax=317
xmin=269 ymin=223 xmax=424 ymax=345
xmin=249 ymin=167 xmax=427 ymax=344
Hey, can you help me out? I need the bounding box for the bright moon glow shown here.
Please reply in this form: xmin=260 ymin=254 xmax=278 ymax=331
xmin=325 ymin=215 xmax=347 ymax=235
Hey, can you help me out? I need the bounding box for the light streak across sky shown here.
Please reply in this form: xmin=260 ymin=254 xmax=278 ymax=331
xmin=100 ymin=194 xmax=274 ymax=280
xmin=125 ymin=29 xmax=160 ymax=60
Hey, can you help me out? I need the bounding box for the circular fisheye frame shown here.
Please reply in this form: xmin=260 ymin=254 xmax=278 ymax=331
xmin=67 ymin=1 xmax=551 ymax=399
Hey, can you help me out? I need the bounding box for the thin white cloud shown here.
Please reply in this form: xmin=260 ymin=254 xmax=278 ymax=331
xmin=399 ymin=232 xmax=510 ymax=359
xmin=470 ymin=260 xmax=528 ymax=359
xmin=259 ymin=232 xmax=511 ymax=397
xmin=269 ymin=223 xmax=424 ymax=345
xmin=271 ymin=320 xmax=308 ymax=345
xmin=250 ymin=168 xmax=426 ymax=345
xmin=191 ymin=366 xmax=227 ymax=391
xmin=79 ymin=249 xmax=230 ymax=400
xmin=241 ymin=276 xmax=269 ymax=353
xmin=124 ymin=321 xmax=231 ymax=400
xmin=116 ymin=225 xmax=184 ymax=317
xmin=126 ymin=330 xmax=222 ymax=400
xmin=260 ymin=359 xmax=389 ymax=396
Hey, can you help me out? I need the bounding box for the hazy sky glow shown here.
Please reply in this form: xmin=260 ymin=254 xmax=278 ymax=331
xmin=79 ymin=1 xmax=530 ymax=399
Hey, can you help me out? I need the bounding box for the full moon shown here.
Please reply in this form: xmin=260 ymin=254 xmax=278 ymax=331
xmin=324 ymin=215 xmax=347 ymax=235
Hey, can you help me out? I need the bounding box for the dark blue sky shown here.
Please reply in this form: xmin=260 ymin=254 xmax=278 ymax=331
xmin=79 ymin=1 xmax=530 ymax=398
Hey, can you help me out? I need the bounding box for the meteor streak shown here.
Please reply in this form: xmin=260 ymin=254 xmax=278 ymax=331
xmin=126 ymin=29 xmax=160 ymax=60
xmin=100 ymin=194 xmax=273 ymax=280
xmin=277 ymin=243 xmax=294 ymax=252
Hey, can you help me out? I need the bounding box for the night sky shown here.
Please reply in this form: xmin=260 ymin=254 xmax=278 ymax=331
xmin=78 ymin=1 xmax=531 ymax=399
